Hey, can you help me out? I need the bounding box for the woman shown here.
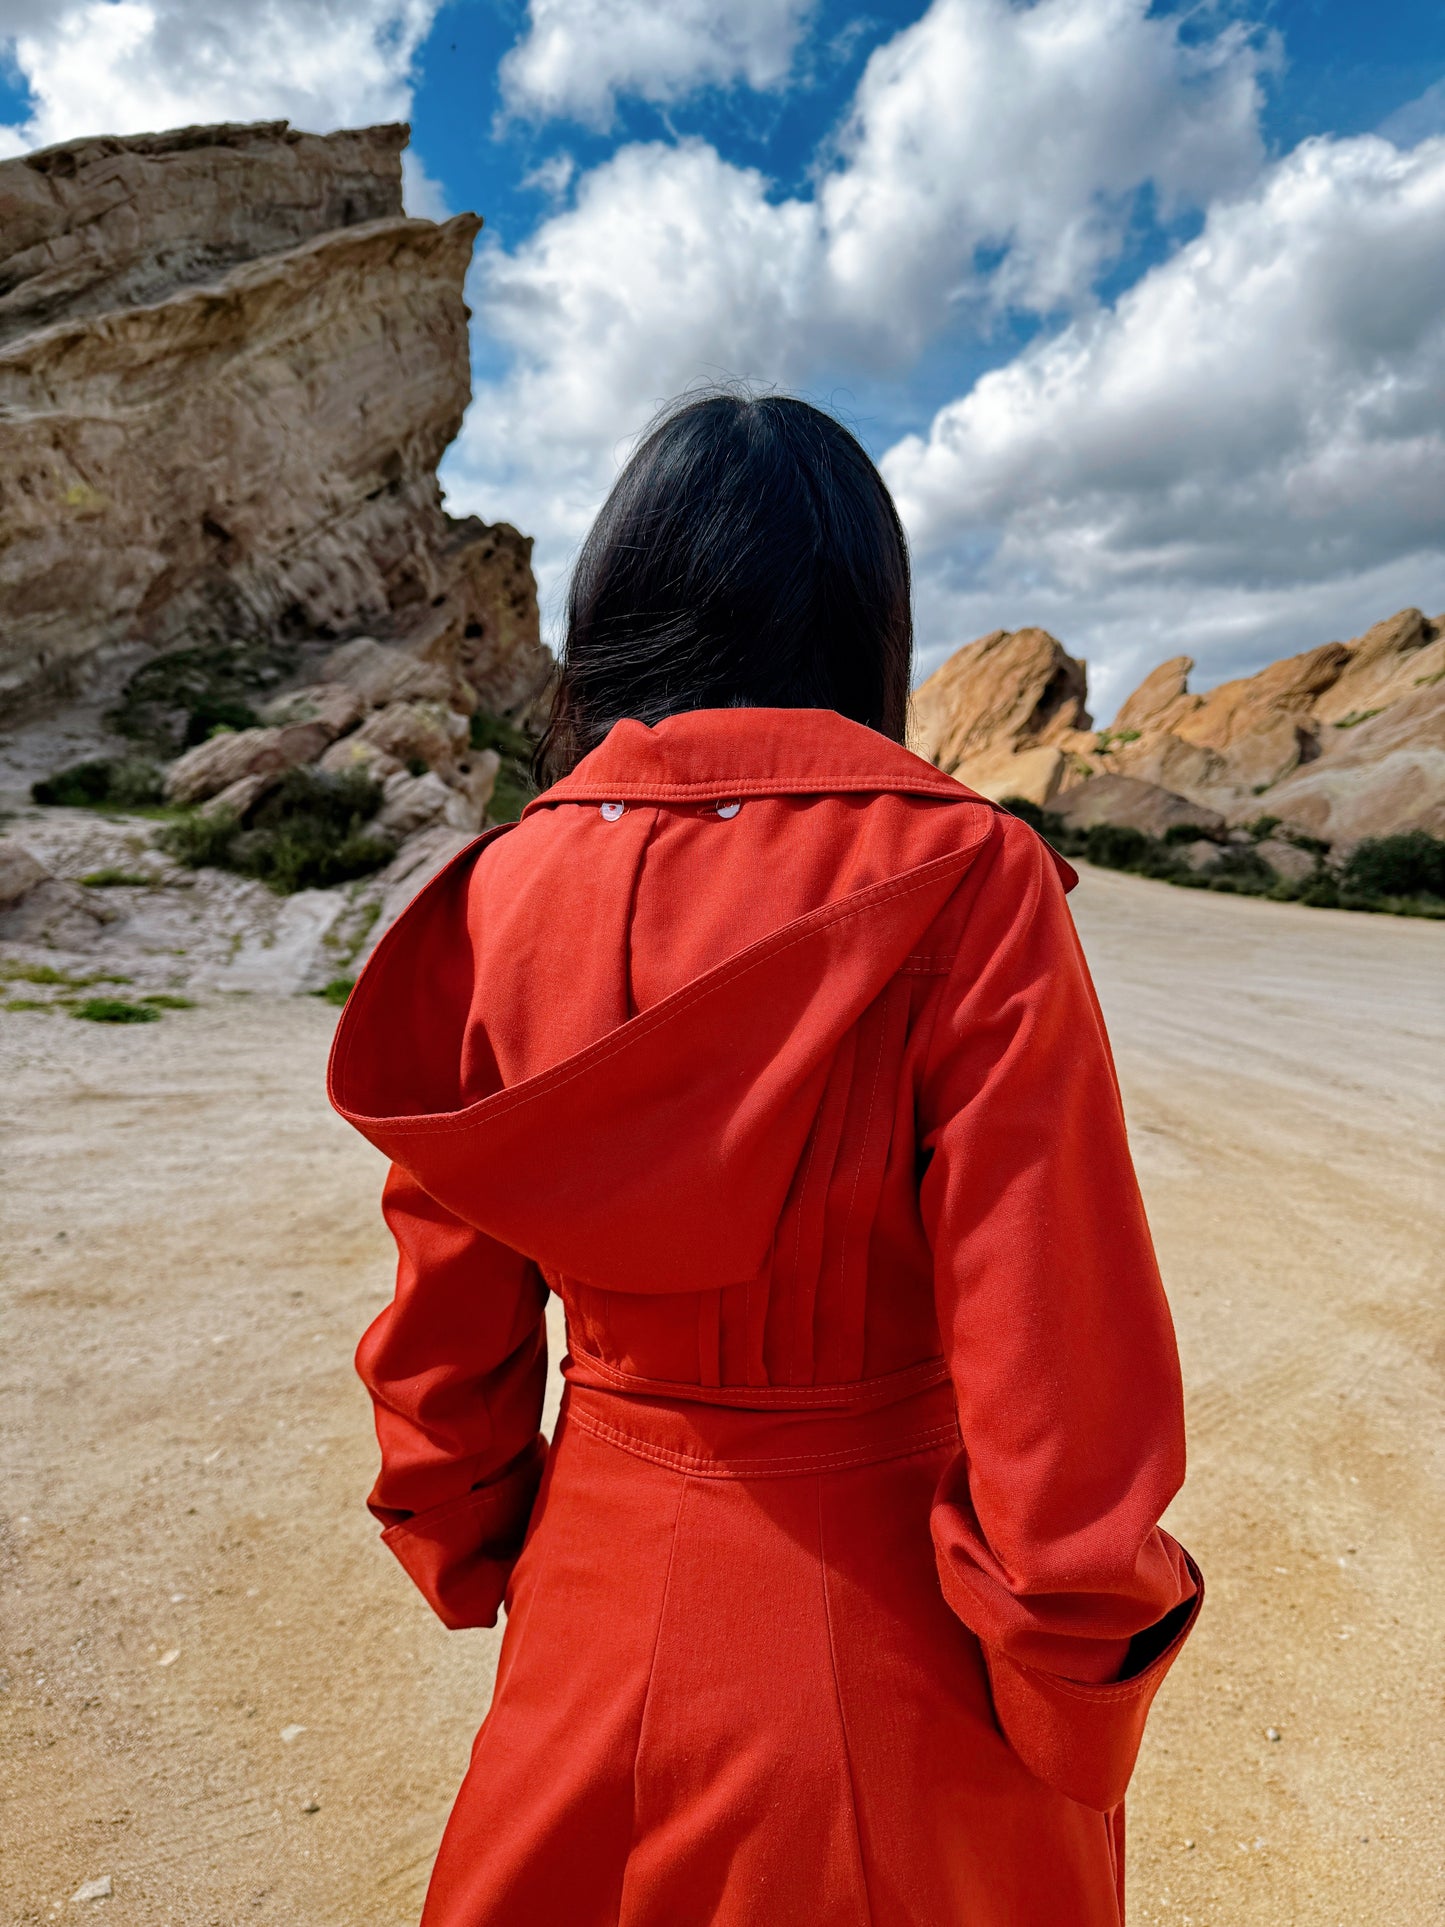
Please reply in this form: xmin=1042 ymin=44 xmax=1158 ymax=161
xmin=328 ymin=393 xmax=1201 ymax=1926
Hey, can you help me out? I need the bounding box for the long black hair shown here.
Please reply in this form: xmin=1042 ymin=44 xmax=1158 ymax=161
xmin=534 ymin=391 xmax=913 ymax=786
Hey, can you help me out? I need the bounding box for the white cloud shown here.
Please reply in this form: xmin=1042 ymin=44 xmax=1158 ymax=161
xmin=820 ymin=0 xmax=1270 ymax=335
xmin=447 ymin=0 xmax=1269 ymax=623
xmin=0 ymin=0 xmax=438 ymax=150
xmin=402 ymin=146 xmax=450 ymax=219
xmin=500 ymin=0 xmax=816 ymax=129
xmin=884 ymin=135 xmax=1445 ymax=713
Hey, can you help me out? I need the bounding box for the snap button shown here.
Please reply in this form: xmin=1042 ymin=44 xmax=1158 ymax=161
xmin=599 ymin=801 xmax=625 ymax=821
xmin=715 ymin=800 xmax=741 ymax=819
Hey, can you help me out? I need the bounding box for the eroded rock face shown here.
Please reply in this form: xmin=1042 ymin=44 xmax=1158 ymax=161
xmin=1048 ymin=775 xmax=1225 ymax=840
xmin=908 ymin=627 xmax=1094 ymax=803
xmin=0 ymin=120 xmax=550 ymax=722
xmin=914 ymin=607 xmax=1445 ymax=843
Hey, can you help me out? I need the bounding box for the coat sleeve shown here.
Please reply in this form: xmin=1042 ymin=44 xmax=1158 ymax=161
xmin=917 ymin=816 xmax=1201 ymax=1812
xmin=354 ymin=1160 xmax=550 ymax=1630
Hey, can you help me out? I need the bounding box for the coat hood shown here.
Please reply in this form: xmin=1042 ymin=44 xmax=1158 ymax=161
xmin=328 ymin=709 xmax=1071 ymax=1295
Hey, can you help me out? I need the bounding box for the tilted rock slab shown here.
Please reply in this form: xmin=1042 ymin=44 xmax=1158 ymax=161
xmin=0 ymin=120 xmax=550 ymax=722
xmin=914 ymin=607 xmax=1445 ymax=844
xmin=908 ymin=627 xmax=1094 ymax=805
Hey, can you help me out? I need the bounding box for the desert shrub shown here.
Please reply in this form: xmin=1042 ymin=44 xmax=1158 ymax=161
xmin=1160 ymin=821 xmax=1219 ymax=846
xmin=1339 ymin=831 xmax=1445 ymax=901
xmin=70 ymin=997 xmax=161 ymax=1024
xmin=470 ymin=710 xmax=538 ymax=823
xmin=997 ymin=795 xmax=1052 ymax=834
xmin=1081 ymin=823 xmax=1152 ymax=871
xmin=314 ymin=976 xmax=357 ymax=1006
xmin=159 ymin=768 xmax=392 ymax=893
xmin=159 ymin=807 xmax=244 ymax=870
xmin=109 ymin=639 xmax=295 ymax=754
xmin=32 ymin=757 xmax=164 ymax=809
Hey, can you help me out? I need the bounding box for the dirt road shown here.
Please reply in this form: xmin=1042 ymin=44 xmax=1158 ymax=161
xmin=3 ymin=869 xmax=1441 ymax=1925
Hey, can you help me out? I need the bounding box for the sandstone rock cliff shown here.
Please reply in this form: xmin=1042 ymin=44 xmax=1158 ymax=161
xmin=907 ymin=626 xmax=1094 ymax=804
xmin=0 ymin=120 xmax=549 ymax=721
xmin=913 ymin=608 xmax=1445 ymax=846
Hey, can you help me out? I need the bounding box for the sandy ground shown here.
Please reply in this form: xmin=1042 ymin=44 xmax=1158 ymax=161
xmin=2 ymin=867 xmax=1441 ymax=1925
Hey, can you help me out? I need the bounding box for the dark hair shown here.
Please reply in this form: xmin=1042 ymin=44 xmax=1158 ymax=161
xmin=534 ymin=391 xmax=913 ymax=785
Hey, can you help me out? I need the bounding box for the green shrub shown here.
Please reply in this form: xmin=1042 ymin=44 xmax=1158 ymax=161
xmin=1162 ymin=821 xmax=1217 ymax=846
xmin=997 ymin=795 xmax=1052 ymax=834
xmin=1339 ymin=831 xmax=1445 ymax=901
xmin=109 ymin=639 xmax=297 ymax=754
xmin=70 ymin=997 xmax=161 ymax=1024
xmin=159 ymin=806 xmax=244 ymax=870
xmin=184 ymin=698 xmax=259 ymax=746
xmin=159 ymin=768 xmax=393 ymax=894
xmin=141 ymin=993 xmax=195 ymax=1009
xmin=1082 ymin=823 xmax=1152 ymax=871
xmin=469 ymin=710 xmax=538 ymax=823
xmin=32 ymin=758 xmax=164 ymax=809
xmin=313 ymin=976 xmax=357 ymax=1006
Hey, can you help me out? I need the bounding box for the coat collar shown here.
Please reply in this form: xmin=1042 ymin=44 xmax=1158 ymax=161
xmin=525 ymin=707 xmax=973 ymax=812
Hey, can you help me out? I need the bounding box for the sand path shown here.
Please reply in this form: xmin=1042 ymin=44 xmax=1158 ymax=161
xmin=2 ymin=869 xmax=1441 ymax=1924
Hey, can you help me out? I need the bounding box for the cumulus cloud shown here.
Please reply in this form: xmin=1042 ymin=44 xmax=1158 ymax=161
xmin=884 ymin=135 xmax=1445 ymax=712
xmin=0 ymin=0 xmax=438 ymax=151
xmin=500 ymin=0 xmax=816 ymax=128
xmin=448 ymin=0 xmax=1269 ymax=617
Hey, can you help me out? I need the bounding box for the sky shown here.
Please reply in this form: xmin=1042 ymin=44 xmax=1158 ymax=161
xmin=2 ymin=1 xmax=1443 ymax=717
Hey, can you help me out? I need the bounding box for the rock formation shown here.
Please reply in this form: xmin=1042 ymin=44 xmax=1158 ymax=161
xmin=907 ymin=627 xmax=1095 ymax=804
xmin=0 ymin=119 xmax=549 ymax=720
xmin=912 ymin=608 xmax=1445 ymax=846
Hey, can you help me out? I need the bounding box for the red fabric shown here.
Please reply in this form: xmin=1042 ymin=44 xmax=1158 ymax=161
xmin=329 ymin=706 xmax=1200 ymax=1925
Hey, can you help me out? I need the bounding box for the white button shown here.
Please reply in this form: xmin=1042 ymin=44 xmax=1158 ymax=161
xmin=716 ymin=800 xmax=741 ymax=819
xmin=599 ymin=801 xmax=625 ymax=821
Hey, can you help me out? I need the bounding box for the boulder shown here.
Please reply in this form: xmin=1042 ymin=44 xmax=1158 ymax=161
xmin=910 ymin=627 xmax=1092 ymax=804
xmin=0 ymin=838 xmax=49 ymax=906
xmin=1245 ymin=684 xmax=1445 ymax=846
xmin=198 ymin=772 xmax=278 ymax=821
xmin=315 ymin=735 xmax=404 ymax=783
xmin=319 ymin=637 xmax=455 ymax=709
xmin=376 ymin=769 xmax=478 ymax=838
xmin=164 ymin=722 xmax=331 ymax=804
xmin=1048 ymin=775 xmax=1225 ymax=840
xmin=257 ymin=682 xmax=364 ymax=737
xmin=1177 ymin=839 xmax=1224 ymax=872
xmin=448 ymin=747 xmax=502 ymax=823
xmin=353 ymin=700 xmax=469 ymax=775
xmin=1255 ymin=838 xmax=1317 ymax=884
xmin=0 ymin=121 xmax=551 ymax=723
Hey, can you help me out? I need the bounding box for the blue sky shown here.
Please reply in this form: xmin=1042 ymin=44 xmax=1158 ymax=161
xmin=2 ymin=0 xmax=1443 ymax=714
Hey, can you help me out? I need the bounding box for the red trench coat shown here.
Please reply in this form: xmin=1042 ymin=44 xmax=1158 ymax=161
xmin=329 ymin=707 xmax=1201 ymax=1927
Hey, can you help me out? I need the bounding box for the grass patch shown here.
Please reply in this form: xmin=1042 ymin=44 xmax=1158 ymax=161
xmin=108 ymin=638 xmax=296 ymax=754
xmin=140 ymin=993 xmax=195 ymax=1010
xmin=158 ymin=767 xmax=394 ymax=893
xmin=313 ymin=976 xmax=356 ymax=1006
xmin=1000 ymin=798 xmax=1445 ymax=919
xmin=0 ymin=961 xmax=132 ymax=988
xmin=469 ymin=711 xmax=538 ymax=824
xmin=3 ymin=997 xmax=54 ymax=1012
xmin=70 ymin=997 xmax=162 ymax=1024
xmin=1332 ymin=709 xmax=1382 ymax=729
xmin=32 ymin=758 xmax=164 ymax=809
xmin=80 ymin=867 xmax=156 ymax=888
